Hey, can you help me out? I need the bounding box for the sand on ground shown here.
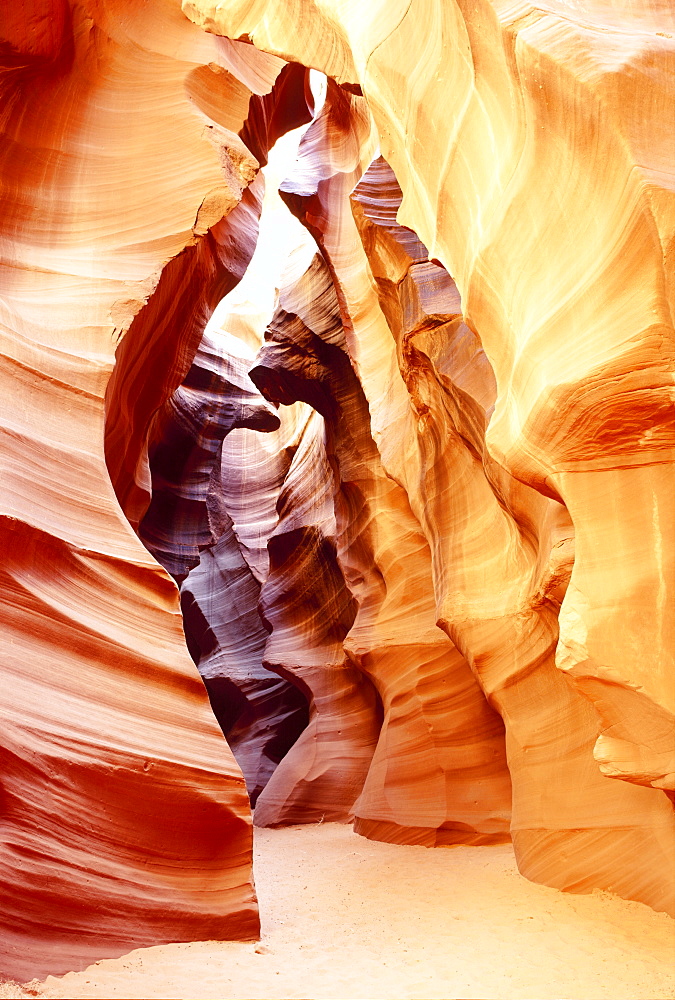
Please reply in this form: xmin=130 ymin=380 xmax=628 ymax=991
xmin=1 ymin=823 xmax=674 ymax=1000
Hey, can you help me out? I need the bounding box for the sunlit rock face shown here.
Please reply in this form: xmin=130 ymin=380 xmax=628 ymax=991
xmin=105 ymin=55 xmax=312 ymax=530
xmin=252 ymin=253 xmax=512 ymax=844
xmin=184 ymin=0 xmax=675 ymax=805
xmin=348 ymin=157 xmax=675 ymax=913
xmin=215 ymin=15 xmax=674 ymax=913
xmin=0 ymin=0 xmax=314 ymax=979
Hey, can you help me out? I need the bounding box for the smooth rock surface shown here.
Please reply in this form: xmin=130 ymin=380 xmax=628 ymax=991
xmin=252 ymin=250 xmax=512 ymax=842
xmin=0 ymin=2 xmax=309 ymax=978
xmin=2 ymin=0 xmax=674 ymax=979
xmin=184 ymin=0 xmax=675 ymax=805
xmin=182 ymin=0 xmax=675 ymax=914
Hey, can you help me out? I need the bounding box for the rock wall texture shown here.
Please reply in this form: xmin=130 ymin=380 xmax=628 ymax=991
xmin=252 ymin=394 xmax=382 ymax=828
xmin=183 ymin=0 xmax=675 ymax=915
xmin=1 ymin=0 xmax=674 ymax=979
xmin=251 ymin=251 xmax=512 ymax=844
xmin=0 ymin=0 xmax=309 ymax=981
xmin=138 ymin=328 xmax=309 ymax=804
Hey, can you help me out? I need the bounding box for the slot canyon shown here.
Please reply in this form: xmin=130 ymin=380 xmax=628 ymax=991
xmin=0 ymin=1 xmax=674 ymax=998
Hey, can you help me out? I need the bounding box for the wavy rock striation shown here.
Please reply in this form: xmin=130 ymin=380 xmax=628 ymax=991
xmin=0 ymin=0 xmax=309 ymax=979
xmin=139 ymin=330 xmax=281 ymax=581
xmin=349 ymin=157 xmax=675 ymax=913
xmin=242 ymin=54 xmax=673 ymax=912
xmin=252 ymin=396 xmax=383 ymax=827
xmin=180 ymin=516 xmax=310 ymax=806
xmin=2 ymin=0 xmax=674 ymax=980
xmin=138 ymin=328 xmax=309 ymax=803
xmin=184 ymin=0 xmax=675 ymax=810
xmin=252 ymin=252 xmax=512 ymax=844
xmin=105 ymin=55 xmax=312 ymax=529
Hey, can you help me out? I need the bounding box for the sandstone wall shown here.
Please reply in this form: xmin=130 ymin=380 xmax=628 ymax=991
xmin=183 ymin=0 xmax=675 ymax=913
xmin=1 ymin=0 xmax=673 ymax=977
xmin=185 ymin=0 xmax=675 ymax=810
xmin=0 ymin=0 xmax=309 ymax=978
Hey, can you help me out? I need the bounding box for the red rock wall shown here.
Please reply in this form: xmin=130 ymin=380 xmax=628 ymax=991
xmin=0 ymin=0 xmax=309 ymax=979
xmin=2 ymin=0 xmax=674 ymax=978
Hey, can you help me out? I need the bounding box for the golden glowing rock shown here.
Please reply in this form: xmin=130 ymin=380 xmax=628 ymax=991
xmin=2 ymin=0 xmax=674 ymax=981
xmin=183 ymin=0 xmax=675 ymax=807
xmin=252 ymin=249 xmax=512 ymax=844
xmin=180 ymin=8 xmax=675 ymax=912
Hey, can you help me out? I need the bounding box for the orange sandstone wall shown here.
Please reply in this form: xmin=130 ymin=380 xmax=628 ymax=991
xmin=185 ymin=0 xmax=675 ymax=802
xmin=1 ymin=0 xmax=673 ymax=979
xmin=349 ymin=157 xmax=675 ymax=910
xmin=0 ymin=0 xmax=309 ymax=979
xmin=183 ymin=0 xmax=675 ymax=914
xmin=252 ymin=245 xmax=512 ymax=845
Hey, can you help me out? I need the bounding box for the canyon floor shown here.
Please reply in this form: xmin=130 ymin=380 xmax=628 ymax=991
xmin=2 ymin=823 xmax=674 ymax=1000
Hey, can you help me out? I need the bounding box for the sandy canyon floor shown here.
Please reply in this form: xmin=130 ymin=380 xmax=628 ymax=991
xmin=2 ymin=823 xmax=674 ymax=1000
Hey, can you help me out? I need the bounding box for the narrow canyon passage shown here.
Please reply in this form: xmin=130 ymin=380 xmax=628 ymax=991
xmin=2 ymin=0 xmax=674 ymax=992
xmin=15 ymin=824 xmax=675 ymax=1000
